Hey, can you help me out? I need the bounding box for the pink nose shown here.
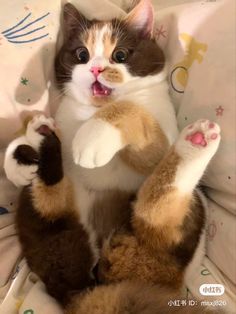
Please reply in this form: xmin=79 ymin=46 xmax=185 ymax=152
xmin=90 ymin=66 xmax=103 ymax=78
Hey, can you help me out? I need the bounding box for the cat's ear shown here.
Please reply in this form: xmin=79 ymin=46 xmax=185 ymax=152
xmin=63 ymin=3 xmax=90 ymax=36
xmin=124 ymin=0 xmax=154 ymax=38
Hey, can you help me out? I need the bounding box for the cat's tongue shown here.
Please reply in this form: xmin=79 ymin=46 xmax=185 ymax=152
xmin=92 ymin=81 xmax=112 ymax=96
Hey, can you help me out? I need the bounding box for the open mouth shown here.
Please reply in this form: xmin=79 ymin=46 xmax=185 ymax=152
xmin=92 ymin=81 xmax=112 ymax=97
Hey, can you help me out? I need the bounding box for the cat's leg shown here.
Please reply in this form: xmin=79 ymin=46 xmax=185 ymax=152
xmin=17 ymin=115 xmax=95 ymax=304
xmin=133 ymin=119 xmax=220 ymax=247
xmin=72 ymin=101 xmax=169 ymax=172
xmin=21 ymin=114 xmax=72 ymax=218
xmin=4 ymin=115 xmax=55 ymax=187
xmin=99 ymin=120 xmax=220 ymax=287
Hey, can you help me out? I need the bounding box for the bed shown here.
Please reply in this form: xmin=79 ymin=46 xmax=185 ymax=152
xmin=0 ymin=0 xmax=235 ymax=313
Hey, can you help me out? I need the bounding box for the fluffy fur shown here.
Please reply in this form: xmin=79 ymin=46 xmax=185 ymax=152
xmin=54 ymin=0 xmax=178 ymax=251
xmin=14 ymin=117 xmax=96 ymax=306
xmin=11 ymin=115 xmax=220 ymax=313
xmin=3 ymin=0 xmax=221 ymax=312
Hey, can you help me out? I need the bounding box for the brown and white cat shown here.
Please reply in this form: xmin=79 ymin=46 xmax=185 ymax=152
xmin=4 ymin=0 xmax=219 ymax=304
xmin=11 ymin=114 xmax=221 ymax=313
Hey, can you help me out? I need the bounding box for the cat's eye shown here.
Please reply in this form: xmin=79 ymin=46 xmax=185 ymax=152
xmin=76 ymin=47 xmax=89 ymax=63
xmin=112 ymin=48 xmax=129 ymax=63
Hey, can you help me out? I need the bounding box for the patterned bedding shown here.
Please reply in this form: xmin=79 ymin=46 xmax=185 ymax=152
xmin=0 ymin=0 xmax=235 ymax=313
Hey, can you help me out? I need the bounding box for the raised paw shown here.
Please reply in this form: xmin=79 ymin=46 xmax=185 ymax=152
xmin=72 ymin=119 xmax=124 ymax=169
xmin=176 ymin=119 xmax=221 ymax=160
xmin=26 ymin=114 xmax=56 ymax=150
xmin=4 ymin=137 xmax=38 ymax=187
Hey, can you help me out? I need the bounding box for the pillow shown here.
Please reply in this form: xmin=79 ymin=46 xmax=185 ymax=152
xmin=154 ymin=0 xmax=236 ymax=287
xmin=0 ymin=0 xmax=61 ymax=149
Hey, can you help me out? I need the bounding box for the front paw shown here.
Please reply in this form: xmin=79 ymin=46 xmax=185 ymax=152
xmin=26 ymin=114 xmax=56 ymax=150
xmin=72 ymin=119 xmax=124 ymax=169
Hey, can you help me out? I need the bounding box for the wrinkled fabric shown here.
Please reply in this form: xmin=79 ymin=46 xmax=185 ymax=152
xmin=0 ymin=0 xmax=235 ymax=313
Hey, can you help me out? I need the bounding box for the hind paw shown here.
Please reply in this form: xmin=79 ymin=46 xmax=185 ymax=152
xmin=176 ymin=119 xmax=221 ymax=160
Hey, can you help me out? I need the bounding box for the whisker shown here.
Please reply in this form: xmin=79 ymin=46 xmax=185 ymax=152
xmin=49 ymin=86 xmax=70 ymax=106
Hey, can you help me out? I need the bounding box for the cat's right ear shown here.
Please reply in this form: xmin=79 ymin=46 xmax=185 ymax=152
xmin=63 ymin=3 xmax=90 ymax=37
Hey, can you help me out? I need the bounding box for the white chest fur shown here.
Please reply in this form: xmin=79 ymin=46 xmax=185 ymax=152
xmin=55 ymin=82 xmax=178 ymax=224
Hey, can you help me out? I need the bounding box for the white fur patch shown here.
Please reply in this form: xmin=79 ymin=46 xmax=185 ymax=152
xmin=94 ymin=25 xmax=109 ymax=57
xmin=4 ymin=115 xmax=55 ymax=187
xmin=4 ymin=136 xmax=38 ymax=187
xmin=72 ymin=118 xmax=125 ymax=169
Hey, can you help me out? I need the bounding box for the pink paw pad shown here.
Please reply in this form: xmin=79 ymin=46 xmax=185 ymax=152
xmin=211 ymin=133 xmax=218 ymax=140
xmin=186 ymin=131 xmax=207 ymax=147
xmin=36 ymin=125 xmax=52 ymax=136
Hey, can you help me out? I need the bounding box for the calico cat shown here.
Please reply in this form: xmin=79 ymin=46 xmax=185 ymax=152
xmin=10 ymin=114 xmax=221 ymax=313
xmin=4 ymin=0 xmax=219 ymax=304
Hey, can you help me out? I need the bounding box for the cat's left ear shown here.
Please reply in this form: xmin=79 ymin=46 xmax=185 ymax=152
xmin=124 ymin=0 xmax=154 ymax=38
xmin=63 ymin=3 xmax=90 ymax=37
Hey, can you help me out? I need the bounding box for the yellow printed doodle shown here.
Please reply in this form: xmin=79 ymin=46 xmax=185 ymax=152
xmin=171 ymin=34 xmax=208 ymax=92
xmin=15 ymin=298 xmax=23 ymax=310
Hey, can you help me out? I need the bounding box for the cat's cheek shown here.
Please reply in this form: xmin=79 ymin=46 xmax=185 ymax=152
xmin=71 ymin=64 xmax=94 ymax=88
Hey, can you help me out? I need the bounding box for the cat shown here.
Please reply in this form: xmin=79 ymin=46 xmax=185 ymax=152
xmin=10 ymin=114 xmax=221 ymax=313
xmin=4 ymin=0 xmax=216 ymax=302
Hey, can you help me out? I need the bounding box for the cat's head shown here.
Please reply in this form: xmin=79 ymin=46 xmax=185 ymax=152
xmin=55 ymin=0 xmax=165 ymax=107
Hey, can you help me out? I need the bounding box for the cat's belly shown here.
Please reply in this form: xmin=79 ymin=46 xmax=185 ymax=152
xmin=67 ymin=155 xmax=145 ymax=230
xmin=78 ymin=154 xmax=145 ymax=192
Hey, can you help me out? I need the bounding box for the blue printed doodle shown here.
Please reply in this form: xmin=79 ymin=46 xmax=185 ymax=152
xmin=1 ymin=12 xmax=50 ymax=44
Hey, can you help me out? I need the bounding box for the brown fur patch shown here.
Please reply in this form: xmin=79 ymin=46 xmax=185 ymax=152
xmin=95 ymin=101 xmax=169 ymax=174
xmin=31 ymin=177 xmax=76 ymax=220
xmin=101 ymin=67 xmax=123 ymax=83
xmin=83 ymin=23 xmax=116 ymax=59
xmin=133 ymin=149 xmax=191 ymax=244
xmin=89 ymin=189 xmax=134 ymax=247
xmin=98 ymin=148 xmax=205 ymax=288
xmin=132 ymin=148 xmax=194 ymax=251
xmin=90 ymin=94 xmax=114 ymax=108
xmin=99 ymin=233 xmax=183 ymax=288
xmin=16 ymin=127 xmax=95 ymax=305
xmin=17 ymin=186 xmax=95 ymax=305
xmin=84 ymin=30 xmax=95 ymax=57
xmin=111 ymin=19 xmax=165 ymax=77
